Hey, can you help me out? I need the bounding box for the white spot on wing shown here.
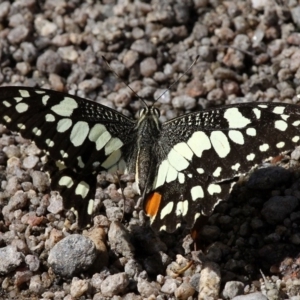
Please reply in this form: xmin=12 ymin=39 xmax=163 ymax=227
xmin=89 ymin=124 xmax=111 ymax=151
xmin=247 ymin=153 xmax=255 ymax=161
xmin=224 ymin=107 xmax=252 ymax=128
xmin=213 ymin=167 xmax=222 ymax=177
xmin=292 ymin=121 xmax=300 ymax=127
xmin=228 ymin=130 xmax=244 ymax=145
xmin=197 ymin=168 xmax=204 ymax=174
xmin=160 ymin=202 xmax=174 ymax=219
xmin=168 ymin=148 xmax=189 ymax=171
xmin=19 ymin=89 xmax=30 ymax=97
xmin=93 ymin=161 xmax=100 ymax=168
xmin=42 ymin=95 xmax=50 ymax=105
xmin=87 ymin=199 xmax=94 ymax=215
xmin=276 ymin=142 xmax=285 ymax=148
xmin=187 ymin=131 xmax=211 ymax=157
xmin=32 ymin=127 xmax=42 ymax=136
xmin=178 ymin=172 xmax=185 ymax=184
xmin=15 ymin=103 xmax=29 ymax=113
xmin=51 ymin=97 xmax=78 ymax=117
xmin=259 ymin=143 xmax=269 ymax=152
xmin=77 ymin=156 xmax=85 ymax=168
xmin=75 ymin=181 xmax=90 ymax=198
xmin=154 ymin=160 xmax=169 ymax=188
xmin=45 ymin=114 xmax=55 ymax=122
xmin=281 ymin=114 xmax=289 ymax=121
xmin=104 ymin=137 xmax=123 ymax=155
xmin=191 ymin=185 xmax=204 ymax=200
xmin=246 ymin=128 xmax=256 ymax=136
xmin=159 ymin=225 xmax=167 ymax=231
xmin=101 ymin=149 xmax=122 ymax=169
xmin=173 ymin=142 xmax=193 ymax=160
xmin=231 ymin=163 xmax=240 ymax=171
xmin=166 ymin=164 xmax=178 ymax=183
xmin=210 ymin=131 xmax=231 ymax=158
xmin=56 ymin=160 xmax=66 ymax=170
xmin=3 ymin=116 xmax=11 ymax=122
xmin=70 ymin=121 xmax=89 ymax=147
xmin=58 ymin=176 xmax=74 ymax=188
xmin=3 ymin=101 xmax=11 ymax=107
xmin=207 ymin=183 xmax=221 ymax=195
xmin=252 ymin=108 xmax=261 ymax=119
xmin=17 ymin=123 xmax=26 ymax=130
xmin=194 ymin=212 xmax=201 ymax=220
xmin=175 ymin=200 xmax=188 ymax=217
xmin=57 ymin=118 xmax=72 ymax=132
xmin=273 ymin=106 xmax=285 ymax=114
xmin=292 ymin=136 xmax=300 ymax=143
xmin=60 ymin=150 xmax=68 ymax=158
xmin=275 ymin=120 xmax=288 ymax=131
xmin=46 ymin=139 xmax=54 ymax=147
xmin=117 ymin=158 xmax=126 ymax=173
xmin=89 ymin=124 xmax=106 ymax=141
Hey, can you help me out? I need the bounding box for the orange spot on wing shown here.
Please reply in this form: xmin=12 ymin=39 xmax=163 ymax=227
xmin=144 ymin=192 xmax=162 ymax=217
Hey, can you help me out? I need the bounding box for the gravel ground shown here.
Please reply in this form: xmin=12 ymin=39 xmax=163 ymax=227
xmin=0 ymin=0 xmax=300 ymax=299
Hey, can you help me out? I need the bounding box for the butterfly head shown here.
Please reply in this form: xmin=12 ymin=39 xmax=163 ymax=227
xmin=136 ymin=105 xmax=161 ymax=133
xmin=138 ymin=105 xmax=160 ymax=118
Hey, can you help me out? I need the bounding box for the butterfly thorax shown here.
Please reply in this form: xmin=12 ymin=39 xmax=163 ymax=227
xmin=132 ymin=106 xmax=162 ymax=196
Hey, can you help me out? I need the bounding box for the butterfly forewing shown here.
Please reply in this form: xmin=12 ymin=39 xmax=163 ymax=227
xmin=145 ymin=103 xmax=300 ymax=232
xmin=0 ymin=87 xmax=135 ymax=171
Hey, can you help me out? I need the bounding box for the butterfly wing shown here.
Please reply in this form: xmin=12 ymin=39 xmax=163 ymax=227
xmin=145 ymin=102 xmax=300 ymax=232
xmin=0 ymin=86 xmax=136 ymax=226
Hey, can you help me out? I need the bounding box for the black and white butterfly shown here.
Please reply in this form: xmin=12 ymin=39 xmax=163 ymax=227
xmin=1 ymin=86 xmax=300 ymax=232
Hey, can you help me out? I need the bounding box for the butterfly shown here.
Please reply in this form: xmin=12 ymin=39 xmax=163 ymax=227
xmin=1 ymin=86 xmax=300 ymax=232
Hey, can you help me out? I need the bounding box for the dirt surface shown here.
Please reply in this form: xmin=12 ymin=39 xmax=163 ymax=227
xmin=0 ymin=0 xmax=300 ymax=299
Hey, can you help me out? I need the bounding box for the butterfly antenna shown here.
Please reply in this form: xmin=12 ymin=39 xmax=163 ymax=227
xmin=155 ymin=55 xmax=199 ymax=102
xmin=102 ymin=56 xmax=148 ymax=107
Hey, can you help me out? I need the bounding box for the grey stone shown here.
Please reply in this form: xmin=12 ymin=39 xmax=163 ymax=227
xmin=291 ymin=6 xmax=300 ymax=28
xmin=137 ymin=278 xmax=160 ymax=298
xmin=108 ymin=221 xmax=135 ymax=258
xmin=140 ymin=57 xmax=157 ymax=77
xmin=25 ymin=254 xmax=40 ymax=272
xmin=0 ymin=246 xmax=24 ymax=275
xmin=222 ymin=281 xmax=245 ymax=299
xmin=0 ymin=1 xmax=10 ymax=20
xmin=100 ymin=273 xmax=129 ymax=297
xmin=232 ymin=292 xmax=268 ymax=300
xmin=31 ymin=171 xmax=49 ymax=192
xmin=7 ymin=26 xmax=29 ymax=44
xmin=36 ymin=50 xmax=62 ymax=74
xmin=131 ymin=39 xmax=156 ymax=56
xmin=48 ymin=234 xmax=97 ymax=277
xmin=172 ymin=95 xmax=196 ymax=110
